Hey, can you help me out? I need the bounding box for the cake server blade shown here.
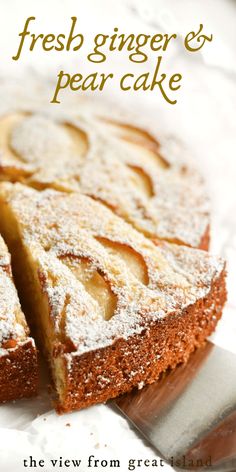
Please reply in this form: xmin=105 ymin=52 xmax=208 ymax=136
xmin=115 ymin=342 xmax=236 ymax=471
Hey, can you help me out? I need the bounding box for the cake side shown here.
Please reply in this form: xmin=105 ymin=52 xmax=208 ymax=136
xmin=58 ymin=267 xmax=226 ymax=412
xmin=0 ymin=339 xmax=38 ymax=402
xmin=0 ymin=235 xmax=38 ymax=402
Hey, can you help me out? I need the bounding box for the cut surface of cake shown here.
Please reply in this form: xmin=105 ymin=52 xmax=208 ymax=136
xmin=0 ymin=102 xmax=209 ymax=249
xmin=0 ymin=234 xmax=38 ymax=402
xmin=0 ymin=183 xmax=226 ymax=412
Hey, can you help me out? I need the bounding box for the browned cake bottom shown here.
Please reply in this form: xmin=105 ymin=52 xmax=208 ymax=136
xmin=0 ymin=340 xmax=38 ymax=402
xmin=57 ymin=268 xmax=226 ymax=413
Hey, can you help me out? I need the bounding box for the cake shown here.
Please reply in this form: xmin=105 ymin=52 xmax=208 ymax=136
xmin=0 ymin=234 xmax=38 ymax=402
xmin=0 ymin=183 xmax=226 ymax=412
xmin=0 ymin=83 xmax=227 ymax=411
xmin=0 ymin=105 xmax=209 ymax=249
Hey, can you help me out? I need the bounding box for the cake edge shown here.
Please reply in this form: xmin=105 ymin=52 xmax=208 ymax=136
xmin=56 ymin=265 xmax=227 ymax=413
xmin=0 ymin=338 xmax=38 ymax=403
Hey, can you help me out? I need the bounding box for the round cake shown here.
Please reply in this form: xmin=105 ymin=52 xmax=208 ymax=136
xmin=0 ymin=80 xmax=226 ymax=411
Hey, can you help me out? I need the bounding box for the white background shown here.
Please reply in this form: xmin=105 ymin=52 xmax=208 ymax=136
xmin=0 ymin=1 xmax=236 ymax=471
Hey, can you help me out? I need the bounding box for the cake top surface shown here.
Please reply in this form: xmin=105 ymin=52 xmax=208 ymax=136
xmin=0 ymin=234 xmax=29 ymax=353
xmin=0 ymin=84 xmax=209 ymax=248
xmin=0 ymin=183 xmax=223 ymax=356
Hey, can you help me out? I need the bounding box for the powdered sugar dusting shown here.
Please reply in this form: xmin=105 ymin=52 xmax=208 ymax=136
xmin=11 ymin=115 xmax=75 ymax=165
xmin=0 ymin=183 xmax=224 ymax=357
xmin=0 ymin=87 xmax=209 ymax=248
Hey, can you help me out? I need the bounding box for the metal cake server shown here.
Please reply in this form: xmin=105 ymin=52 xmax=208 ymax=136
xmin=115 ymin=342 xmax=236 ymax=471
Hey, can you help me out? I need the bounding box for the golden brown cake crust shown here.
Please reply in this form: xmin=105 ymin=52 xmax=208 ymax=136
xmin=0 ymin=339 xmax=38 ymax=402
xmin=59 ymin=268 xmax=226 ymax=412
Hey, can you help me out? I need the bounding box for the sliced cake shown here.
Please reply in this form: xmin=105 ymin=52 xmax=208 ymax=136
xmin=0 ymin=183 xmax=226 ymax=412
xmin=0 ymin=234 xmax=38 ymax=402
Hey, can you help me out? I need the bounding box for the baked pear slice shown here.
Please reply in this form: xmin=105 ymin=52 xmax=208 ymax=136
xmin=0 ymin=103 xmax=209 ymax=249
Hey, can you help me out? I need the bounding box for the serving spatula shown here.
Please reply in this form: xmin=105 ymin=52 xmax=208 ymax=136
xmin=115 ymin=342 xmax=236 ymax=471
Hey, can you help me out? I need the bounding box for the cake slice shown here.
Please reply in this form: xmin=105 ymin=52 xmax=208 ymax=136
xmin=0 ymin=234 xmax=38 ymax=402
xmin=0 ymin=183 xmax=226 ymax=412
xmin=0 ymin=103 xmax=209 ymax=249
